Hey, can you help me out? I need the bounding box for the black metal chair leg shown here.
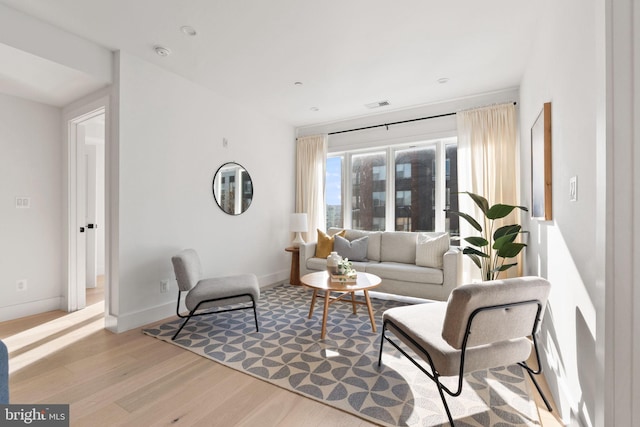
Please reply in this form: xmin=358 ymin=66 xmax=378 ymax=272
xmin=252 ymin=300 xmax=260 ymax=332
xmin=525 ymin=368 xmax=553 ymax=412
xmin=172 ymin=312 xmax=194 ymax=341
xmin=434 ymin=375 xmax=455 ymax=426
xmin=377 ymin=323 xmax=386 ymax=367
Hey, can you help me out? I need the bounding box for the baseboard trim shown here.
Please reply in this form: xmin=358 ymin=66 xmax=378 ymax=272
xmin=112 ymin=271 xmax=289 ymax=333
xmin=0 ymin=297 xmax=63 ymax=322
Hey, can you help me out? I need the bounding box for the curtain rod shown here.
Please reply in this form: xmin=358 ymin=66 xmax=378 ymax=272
xmin=328 ymin=101 xmax=517 ymax=136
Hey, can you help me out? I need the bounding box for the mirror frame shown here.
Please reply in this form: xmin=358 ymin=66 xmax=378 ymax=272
xmin=212 ymin=162 xmax=254 ymax=215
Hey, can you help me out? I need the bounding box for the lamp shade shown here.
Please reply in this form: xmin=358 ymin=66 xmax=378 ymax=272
xmin=290 ymin=213 xmax=308 ymax=232
xmin=290 ymin=213 xmax=308 ymax=247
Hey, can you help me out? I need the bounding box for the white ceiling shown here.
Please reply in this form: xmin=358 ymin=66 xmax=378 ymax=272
xmin=0 ymin=0 xmax=541 ymax=126
xmin=0 ymin=41 xmax=106 ymax=107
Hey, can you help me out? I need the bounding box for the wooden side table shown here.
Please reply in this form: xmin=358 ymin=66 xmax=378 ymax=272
xmin=285 ymin=246 xmax=300 ymax=286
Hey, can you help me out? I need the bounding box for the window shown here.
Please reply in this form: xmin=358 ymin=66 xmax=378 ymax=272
xmin=326 ymin=156 xmax=343 ymax=229
xmin=372 ymin=165 xmax=386 ymax=181
xmin=396 ymin=190 xmax=411 ymax=206
xmin=372 ymin=191 xmax=385 ymax=207
xmin=396 ymin=163 xmax=411 ymax=179
xmin=351 ymin=152 xmax=386 ymax=231
xmin=394 ymin=146 xmax=436 ymax=232
xmin=325 ymin=138 xmax=457 ymax=233
xmin=445 ymin=143 xmax=459 ymax=237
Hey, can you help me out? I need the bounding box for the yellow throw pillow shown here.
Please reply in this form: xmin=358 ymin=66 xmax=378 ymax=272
xmin=315 ymin=229 xmax=346 ymax=258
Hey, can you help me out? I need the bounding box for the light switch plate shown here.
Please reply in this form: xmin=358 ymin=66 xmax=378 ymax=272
xmin=569 ymin=176 xmax=577 ymax=202
xmin=15 ymin=197 xmax=30 ymax=208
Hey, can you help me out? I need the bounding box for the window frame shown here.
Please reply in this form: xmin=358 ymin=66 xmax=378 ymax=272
xmin=326 ymin=137 xmax=456 ymax=232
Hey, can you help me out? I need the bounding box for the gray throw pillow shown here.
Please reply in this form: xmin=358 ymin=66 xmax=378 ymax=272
xmin=334 ymin=235 xmax=369 ymax=262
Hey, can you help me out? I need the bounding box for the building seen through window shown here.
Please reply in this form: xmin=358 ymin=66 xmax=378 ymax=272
xmin=325 ymin=138 xmax=458 ymax=237
xmin=351 ymin=152 xmax=386 ymax=231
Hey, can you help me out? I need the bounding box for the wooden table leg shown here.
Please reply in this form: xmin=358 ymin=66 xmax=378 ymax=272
xmin=308 ymin=289 xmax=318 ymax=319
xmin=364 ymin=290 xmax=376 ymax=333
xmin=350 ymin=292 xmax=357 ymax=314
xmin=321 ymin=290 xmax=331 ymax=339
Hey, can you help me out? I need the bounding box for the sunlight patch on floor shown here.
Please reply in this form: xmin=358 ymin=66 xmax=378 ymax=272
xmin=3 ymin=301 xmax=105 ymax=374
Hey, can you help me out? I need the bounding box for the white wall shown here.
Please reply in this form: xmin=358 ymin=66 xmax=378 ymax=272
xmin=519 ymin=0 xmax=599 ymax=425
xmin=0 ymin=93 xmax=64 ymax=320
xmin=112 ymin=51 xmax=295 ymax=331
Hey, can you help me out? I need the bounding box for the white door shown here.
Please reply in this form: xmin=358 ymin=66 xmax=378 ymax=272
xmin=84 ymin=143 xmax=98 ymax=288
xmin=68 ymin=107 xmax=105 ymax=312
xmin=75 ymin=124 xmax=88 ymax=310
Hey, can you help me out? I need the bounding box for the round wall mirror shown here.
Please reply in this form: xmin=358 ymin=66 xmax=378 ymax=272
xmin=212 ymin=162 xmax=254 ymax=215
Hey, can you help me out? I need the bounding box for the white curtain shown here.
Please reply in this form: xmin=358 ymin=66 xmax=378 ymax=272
xmin=456 ymin=102 xmax=520 ymax=281
xmin=296 ymin=134 xmax=328 ymax=243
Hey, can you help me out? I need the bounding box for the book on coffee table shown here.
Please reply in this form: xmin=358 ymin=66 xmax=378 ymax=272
xmin=330 ymin=273 xmax=357 ymax=283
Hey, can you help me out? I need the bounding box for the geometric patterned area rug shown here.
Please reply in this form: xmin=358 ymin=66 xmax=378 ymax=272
xmin=143 ymin=284 xmax=540 ymax=427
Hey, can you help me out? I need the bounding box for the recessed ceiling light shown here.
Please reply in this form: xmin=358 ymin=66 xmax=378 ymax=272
xmin=310 ymin=107 xmax=319 ymax=112
xmin=294 ymin=82 xmax=303 ymax=86
xmin=154 ymin=45 xmax=172 ymax=57
xmin=180 ymin=26 xmax=197 ymax=37
xmin=437 ymin=77 xmax=450 ymax=84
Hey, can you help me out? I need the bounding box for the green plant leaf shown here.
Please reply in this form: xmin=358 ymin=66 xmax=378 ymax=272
xmin=466 ymin=253 xmax=483 ymax=270
xmin=494 ymin=225 xmax=522 ymax=240
xmin=493 ymin=263 xmax=518 ymax=272
xmin=496 ymin=242 xmax=526 ymax=258
xmin=465 ymin=236 xmax=488 ymax=247
xmin=463 ymin=247 xmax=489 ymax=258
xmin=493 ymin=233 xmax=520 ymax=250
xmin=492 ymin=234 xmax=526 ymax=252
xmin=454 ymin=193 xmax=528 ymax=280
xmin=486 ymin=204 xmax=528 ymax=220
xmin=460 ymin=192 xmax=489 ymax=214
xmin=447 ymin=211 xmax=482 ymax=232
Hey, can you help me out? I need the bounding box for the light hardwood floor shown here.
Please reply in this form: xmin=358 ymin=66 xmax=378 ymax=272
xmin=0 ymin=282 xmax=565 ymax=426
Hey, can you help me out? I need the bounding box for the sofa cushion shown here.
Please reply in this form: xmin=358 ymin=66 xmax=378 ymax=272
xmin=330 ymin=228 xmax=382 ymax=261
xmin=416 ymin=232 xmax=450 ymax=269
xmin=334 ymin=235 xmax=369 ymax=262
xmin=315 ymin=229 xmax=346 ymax=258
xmin=380 ymin=232 xmax=418 ymax=264
xmin=366 ymin=262 xmax=444 ymax=284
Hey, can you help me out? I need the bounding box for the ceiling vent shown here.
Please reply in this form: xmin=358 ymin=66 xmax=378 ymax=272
xmin=365 ymin=100 xmax=390 ymax=109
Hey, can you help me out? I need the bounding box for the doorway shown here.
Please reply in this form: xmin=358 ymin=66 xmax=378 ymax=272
xmin=68 ymin=107 xmax=106 ymax=312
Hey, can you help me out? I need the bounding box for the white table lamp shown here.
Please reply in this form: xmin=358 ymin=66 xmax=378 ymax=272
xmin=290 ymin=213 xmax=308 ymax=247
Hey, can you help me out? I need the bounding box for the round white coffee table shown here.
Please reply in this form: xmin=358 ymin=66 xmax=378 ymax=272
xmin=300 ymin=271 xmax=382 ymax=339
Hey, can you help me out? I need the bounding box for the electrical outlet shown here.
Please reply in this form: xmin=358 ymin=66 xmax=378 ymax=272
xmin=17 ymin=279 xmax=27 ymax=291
xmin=160 ymin=279 xmax=169 ymax=293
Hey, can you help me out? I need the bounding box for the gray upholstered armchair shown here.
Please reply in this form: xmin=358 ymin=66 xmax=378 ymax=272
xmin=378 ymin=276 xmax=552 ymax=426
xmin=171 ymin=249 xmax=260 ymax=341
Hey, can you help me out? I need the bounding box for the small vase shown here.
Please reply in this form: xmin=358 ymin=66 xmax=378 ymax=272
xmin=327 ymin=251 xmax=342 ymax=275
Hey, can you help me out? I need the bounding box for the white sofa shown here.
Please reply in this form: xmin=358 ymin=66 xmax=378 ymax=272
xmin=299 ymin=228 xmax=462 ymax=301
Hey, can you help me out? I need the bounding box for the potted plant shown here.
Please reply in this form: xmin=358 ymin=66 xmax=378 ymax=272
xmin=446 ymin=192 xmax=528 ymax=281
xmin=337 ymin=258 xmax=356 ymax=278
